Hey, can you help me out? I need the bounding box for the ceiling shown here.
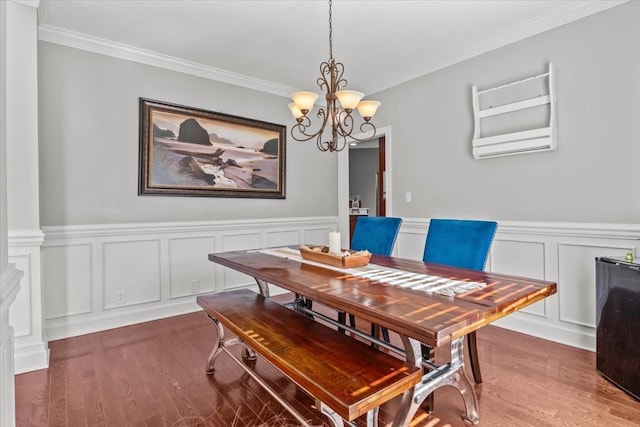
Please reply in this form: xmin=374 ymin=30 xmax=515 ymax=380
xmin=37 ymin=0 xmax=625 ymax=97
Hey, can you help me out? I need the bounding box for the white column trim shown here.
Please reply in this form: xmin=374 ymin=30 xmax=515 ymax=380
xmin=0 ymin=265 xmax=22 ymax=304
xmin=1 ymin=264 xmax=23 ymax=427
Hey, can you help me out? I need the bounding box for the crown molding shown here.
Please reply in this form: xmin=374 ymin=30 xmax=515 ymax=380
xmin=37 ymin=1 xmax=627 ymax=97
xmin=363 ymin=0 xmax=628 ymax=94
xmin=12 ymin=0 xmax=40 ymax=8
xmin=37 ymin=24 xmax=296 ymax=98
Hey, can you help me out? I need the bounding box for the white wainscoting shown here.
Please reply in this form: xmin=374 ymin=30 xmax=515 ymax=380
xmin=41 ymin=217 xmax=338 ymax=341
xmin=8 ymin=230 xmax=48 ymax=374
xmin=33 ymin=217 xmax=640 ymax=354
xmin=395 ymin=219 xmax=640 ymax=351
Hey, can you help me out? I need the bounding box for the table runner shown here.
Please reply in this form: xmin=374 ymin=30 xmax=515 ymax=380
xmin=256 ymin=247 xmax=486 ymax=297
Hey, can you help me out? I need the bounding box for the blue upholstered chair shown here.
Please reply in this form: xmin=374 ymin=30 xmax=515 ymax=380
xmin=422 ymin=218 xmax=498 ymax=384
xmin=351 ymin=216 xmax=403 ymax=256
xmin=341 ymin=216 xmax=403 ymax=340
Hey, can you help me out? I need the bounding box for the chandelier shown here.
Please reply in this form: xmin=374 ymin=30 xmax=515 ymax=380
xmin=288 ymin=0 xmax=381 ymax=152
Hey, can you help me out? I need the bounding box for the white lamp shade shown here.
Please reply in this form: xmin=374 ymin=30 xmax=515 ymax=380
xmin=336 ymin=90 xmax=364 ymax=110
xmin=291 ymin=91 xmax=319 ymax=111
xmin=288 ymin=103 xmax=303 ymax=119
xmin=356 ymin=100 xmax=381 ymax=118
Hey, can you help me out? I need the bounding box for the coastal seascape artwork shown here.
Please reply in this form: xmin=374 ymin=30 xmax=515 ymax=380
xmin=139 ymin=98 xmax=286 ymax=198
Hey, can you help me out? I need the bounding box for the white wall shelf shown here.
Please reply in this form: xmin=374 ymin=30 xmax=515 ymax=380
xmin=472 ymin=63 xmax=557 ymax=159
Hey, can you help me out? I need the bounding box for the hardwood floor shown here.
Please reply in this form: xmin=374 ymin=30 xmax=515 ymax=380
xmin=16 ymin=296 xmax=640 ymax=426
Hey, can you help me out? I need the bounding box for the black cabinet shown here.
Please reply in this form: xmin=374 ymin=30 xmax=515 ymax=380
xmin=596 ymin=257 xmax=640 ymax=401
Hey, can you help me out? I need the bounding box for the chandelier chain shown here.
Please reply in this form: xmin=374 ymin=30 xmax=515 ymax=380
xmin=328 ymin=0 xmax=333 ymax=60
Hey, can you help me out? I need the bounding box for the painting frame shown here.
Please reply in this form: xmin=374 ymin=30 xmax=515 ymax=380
xmin=138 ymin=98 xmax=286 ymax=199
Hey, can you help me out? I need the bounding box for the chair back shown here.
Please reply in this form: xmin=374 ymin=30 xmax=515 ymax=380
xmin=351 ymin=216 xmax=403 ymax=256
xmin=422 ymin=219 xmax=497 ymax=270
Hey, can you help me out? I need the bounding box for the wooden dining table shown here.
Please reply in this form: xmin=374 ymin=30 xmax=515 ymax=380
xmin=208 ymin=246 xmax=557 ymax=426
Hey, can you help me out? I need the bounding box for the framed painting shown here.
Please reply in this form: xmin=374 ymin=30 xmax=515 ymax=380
xmin=139 ymin=98 xmax=286 ymax=198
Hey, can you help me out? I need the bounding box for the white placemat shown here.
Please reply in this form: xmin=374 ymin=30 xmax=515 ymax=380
xmin=255 ymin=247 xmax=486 ymax=297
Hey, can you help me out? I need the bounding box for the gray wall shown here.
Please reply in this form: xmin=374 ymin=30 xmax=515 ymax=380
xmin=375 ymin=1 xmax=640 ymax=223
xmin=37 ymin=2 xmax=640 ymax=227
xmin=38 ymin=43 xmax=337 ymax=226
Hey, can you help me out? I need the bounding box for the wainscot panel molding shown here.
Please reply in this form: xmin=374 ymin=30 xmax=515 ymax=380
xmin=39 ymin=217 xmax=640 ymax=351
xmin=396 ymin=219 xmax=640 ymax=352
xmin=42 ymin=217 xmax=338 ymax=341
xmin=1 ymin=265 xmax=23 ymax=427
xmin=8 ymin=230 xmax=48 ymax=374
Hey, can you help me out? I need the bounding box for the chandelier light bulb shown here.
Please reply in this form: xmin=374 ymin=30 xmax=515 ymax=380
xmin=336 ymin=90 xmax=364 ymax=111
xmin=356 ymin=100 xmax=381 ymax=120
xmin=291 ymin=91 xmax=319 ymax=114
xmin=288 ymin=103 xmax=303 ymax=120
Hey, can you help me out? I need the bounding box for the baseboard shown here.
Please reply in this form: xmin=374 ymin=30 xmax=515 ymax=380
xmin=13 ymin=343 xmax=49 ymax=374
xmin=46 ymin=300 xmax=202 ymax=341
xmin=493 ymin=313 xmax=595 ymax=352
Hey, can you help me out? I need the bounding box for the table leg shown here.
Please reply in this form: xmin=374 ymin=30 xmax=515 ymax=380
xmin=420 ymin=343 xmax=435 ymax=413
xmin=449 ymin=338 xmax=479 ymax=425
xmin=392 ymin=335 xmax=423 ymax=427
xmin=392 ymin=336 xmax=479 ymax=426
xmin=242 ymin=345 xmax=257 ymax=361
xmin=255 ymin=278 xmax=270 ymax=297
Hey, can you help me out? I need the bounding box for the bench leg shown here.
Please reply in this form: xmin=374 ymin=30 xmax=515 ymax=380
xmin=365 ymin=407 xmax=379 ymax=427
xmin=205 ymin=315 xmax=257 ymax=372
xmin=205 ymin=316 xmax=225 ymax=374
xmin=316 ymin=400 xmax=345 ymax=427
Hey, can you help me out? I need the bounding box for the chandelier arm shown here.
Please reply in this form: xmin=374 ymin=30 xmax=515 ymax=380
xmin=317 ymin=134 xmax=330 ymax=152
xmin=334 ymin=111 xmax=354 ymax=137
xmin=346 ymin=122 xmax=378 ymax=142
xmin=333 ymin=113 xmax=377 ymax=143
xmin=290 ymin=108 xmax=330 ymax=142
xmin=333 ymin=62 xmax=347 ymax=91
xmin=317 ymin=61 xmax=332 ymax=92
xmin=316 ymin=132 xmax=346 ymax=152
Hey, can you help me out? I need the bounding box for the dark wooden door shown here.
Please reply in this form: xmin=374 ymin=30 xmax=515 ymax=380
xmin=377 ymin=136 xmax=386 ymax=216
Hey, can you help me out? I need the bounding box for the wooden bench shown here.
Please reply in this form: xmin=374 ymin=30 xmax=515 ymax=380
xmin=197 ymin=289 xmax=422 ymax=427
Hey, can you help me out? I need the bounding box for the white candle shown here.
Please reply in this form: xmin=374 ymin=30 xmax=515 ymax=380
xmin=328 ymin=232 xmax=341 ymax=254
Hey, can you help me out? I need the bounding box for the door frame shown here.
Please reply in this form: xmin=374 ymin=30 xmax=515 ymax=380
xmin=337 ymin=125 xmax=393 ymax=248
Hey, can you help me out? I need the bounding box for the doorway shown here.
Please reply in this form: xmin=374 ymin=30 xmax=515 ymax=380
xmin=337 ymin=126 xmax=392 ymax=247
xmin=348 ymin=136 xmax=386 ymax=241
xmin=348 ymin=136 xmax=386 ymax=215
